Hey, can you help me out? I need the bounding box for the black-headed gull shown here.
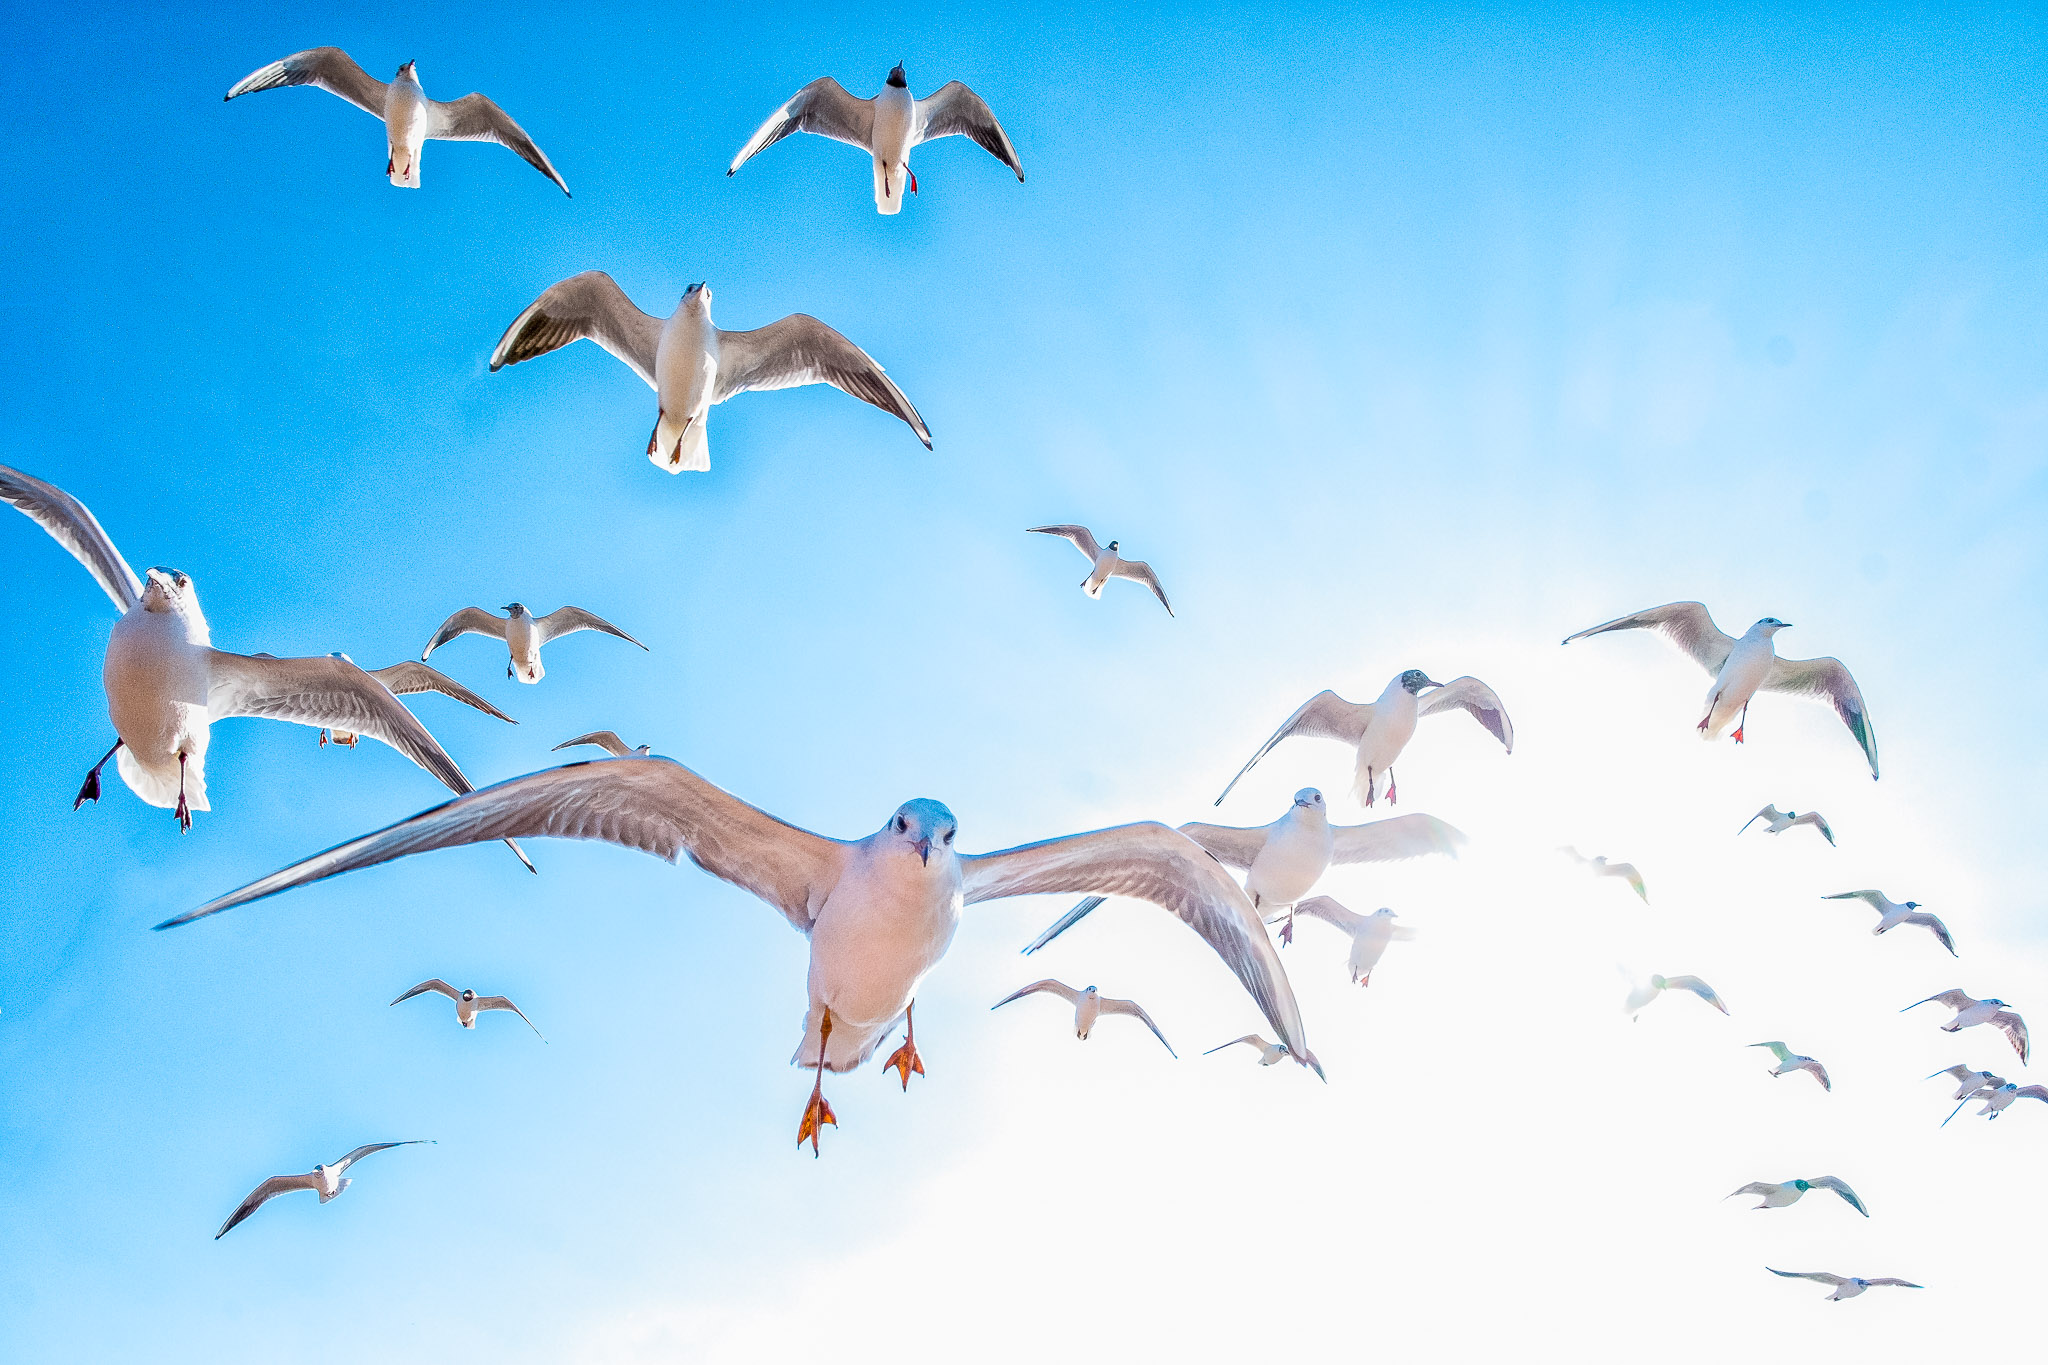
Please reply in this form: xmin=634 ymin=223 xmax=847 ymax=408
xmin=225 ymin=49 xmax=569 ymax=194
xmin=1626 ymin=973 xmax=1728 ymax=1019
xmin=1203 ymin=1034 xmax=1291 ymax=1065
xmin=215 ymin=1140 xmax=432 ymax=1239
xmin=1903 ymin=990 xmax=2028 ymax=1063
xmin=1948 ymin=1081 xmax=2048 ymax=1123
xmin=728 ymin=64 xmax=1023 ymax=213
xmin=1928 ymin=1063 xmax=2005 ymax=1100
xmin=317 ymin=658 xmax=514 ymax=748
xmin=1740 ymin=804 xmax=1835 ymax=845
xmin=1290 ymin=898 xmax=1415 ymax=986
xmin=391 ymin=978 xmax=545 ymax=1040
xmin=1561 ymin=847 xmax=1649 ymax=903
xmin=157 ymin=759 xmax=1319 ymax=1154
xmin=991 ymin=980 xmax=1175 ymax=1057
xmin=490 ymin=275 xmax=930 ymax=472
xmin=1 ymin=465 xmax=524 ymax=853
xmin=422 ymin=602 xmax=643 ymax=684
xmin=1765 ymin=1268 xmax=1920 ymax=1300
xmin=1026 ymin=526 xmax=1173 ymax=616
xmin=1216 ymin=669 xmax=1512 ymax=808
xmin=1823 ymin=890 xmax=1956 ymax=956
xmin=1749 ymin=1041 xmax=1831 ymax=1090
xmin=1562 ymin=603 xmax=1878 ymax=779
xmin=552 ymin=731 xmax=650 ymax=757
xmin=1726 ymin=1176 xmax=1868 ymax=1216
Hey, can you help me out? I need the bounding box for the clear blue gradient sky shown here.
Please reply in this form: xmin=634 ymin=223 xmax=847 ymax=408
xmin=1 ymin=3 xmax=2043 ymax=1360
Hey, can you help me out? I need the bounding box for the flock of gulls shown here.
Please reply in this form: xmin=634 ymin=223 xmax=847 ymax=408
xmin=2 ymin=44 xmax=2025 ymax=1305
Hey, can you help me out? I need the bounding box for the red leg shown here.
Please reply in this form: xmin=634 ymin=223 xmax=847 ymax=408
xmin=882 ymin=1001 xmax=925 ymax=1091
xmin=909 ymin=168 xmax=918 ymax=195
xmin=174 ymin=752 xmax=192 ymax=833
xmin=75 ymin=739 xmax=121 ymax=810
xmin=1386 ymin=768 xmax=1399 ymax=805
xmin=797 ymin=1009 xmax=838 ymax=1156
xmin=1733 ymin=701 xmax=1749 ymax=744
xmin=1363 ymin=768 xmax=1377 ymax=808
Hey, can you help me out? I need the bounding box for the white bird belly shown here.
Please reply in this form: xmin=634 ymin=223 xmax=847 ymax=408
xmin=1075 ymin=993 xmax=1101 ymax=1038
xmin=652 ymin=316 xmax=719 ymax=470
xmin=1082 ymin=555 xmax=1115 ymax=598
xmin=385 ymin=85 xmax=428 ymax=186
xmin=1246 ymin=824 xmax=1331 ymax=909
xmin=798 ymin=855 xmax=960 ymax=1071
xmin=505 ymin=615 xmax=542 ymax=682
xmin=1351 ymin=924 xmax=1394 ymax=980
xmin=1353 ymin=709 xmax=1418 ymax=800
xmin=870 ymin=89 xmax=916 ymax=211
xmin=104 ymin=610 xmax=211 ymax=808
xmin=1702 ymin=643 xmax=1772 ymax=736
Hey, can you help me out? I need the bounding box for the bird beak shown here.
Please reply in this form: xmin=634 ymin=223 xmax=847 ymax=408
xmin=1421 ymin=676 xmax=1445 ymax=689
xmin=914 ymin=838 xmax=931 ymax=866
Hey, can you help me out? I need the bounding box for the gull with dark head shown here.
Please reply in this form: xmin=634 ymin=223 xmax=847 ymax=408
xmin=553 ymin=731 xmax=650 ymax=758
xmin=991 ymin=980 xmax=1175 ymax=1057
xmin=1749 ymin=1041 xmax=1831 ymax=1090
xmin=1288 ymin=899 xmax=1415 ymax=986
xmin=490 ymin=273 xmax=930 ymax=473
xmin=1948 ymin=1081 xmax=2048 ymax=1123
xmin=1823 ymin=890 xmax=1956 ymax=956
xmin=1928 ymin=1063 xmax=2005 ymax=1101
xmin=157 ymin=757 xmax=1318 ymax=1155
xmin=1216 ymin=669 xmax=1512 ymax=808
xmin=1903 ymin=989 xmax=2028 ymax=1063
xmin=1026 ymin=526 xmax=1173 ymax=616
xmin=1766 ymin=1268 xmax=1920 ymax=1301
xmin=729 ymin=64 xmax=1023 ymax=213
xmin=224 ymin=48 xmax=569 ymax=194
xmin=1626 ymin=973 xmax=1728 ymax=1019
xmin=422 ymin=602 xmax=643 ymax=684
xmin=1727 ymin=1176 xmax=1868 ymax=1216
xmin=1562 ymin=602 xmax=1877 ymax=779
xmin=1561 ymin=847 xmax=1649 ymax=903
xmin=215 ymin=1140 xmax=432 ymax=1239
xmin=1204 ymin=1034 xmax=1291 ymax=1066
xmin=391 ymin=978 xmax=545 ymax=1040
xmin=1740 ymin=804 xmax=1836 ymax=846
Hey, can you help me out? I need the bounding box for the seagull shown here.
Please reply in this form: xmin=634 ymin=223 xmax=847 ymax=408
xmin=1928 ymin=1063 xmax=2005 ymax=1101
xmin=156 ymin=758 xmax=1320 ymax=1155
xmin=1949 ymin=1081 xmax=2048 ymax=1123
xmin=728 ymin=64 xmax=1023 ymax=214
xmin=990 ymin=980 xmax=1175 ymax=1057
xmin=1203 ymin=1034 xmax=1291 ymax=1066
xmin=317 ymin=658 xmax=514 ymax=748
xmin=1216 ymin=670 xmax=1513 ymax=808
xmin=390 ymin=978 xmax=545 ymax=1040
xmin=1739 ymin=804 xmax=1836 ymax=846
xmin=421 ymin=603 xmax=644 ymax=684
xmin=1823 ymin=890 xmax=1956 ymax=956
xmin=489 ymin=274 xmax=930 ymax=473
xmin=1561 ymin=603 xmax=1878 ymax=779
xmin=1726 ymin=1176 xmax=1868 ymax=1216
xmin=215 ymin=1140 xmax=432 ymax=1239
xmin=224 ymin=49 xmax=569 ymax=194
xmin=1025 ymin=526 xmax=1173 ymax=616
xmin=1903 ymin=990 xmax=2028 ymax=1063
xmin=1560 ymin=847 xmax=1649 ymax=903
xmin=1765 ymin=1268 xmax=1921 ymax=1301
xmin=1289 ymin=899 xmax=1415 ymax=986
xmin=1626 ymin=974 xmax=1728 ymax=1019
xmin=1749 ymin=1041 xmax=1831 ymax=1090
xmin=0 ymin=465 xmax=527 ymax=861
xmin=1025 ymin=793 xmax=1464 ymax=950
xmin=552 ymin=731 xmax=650 ymax=757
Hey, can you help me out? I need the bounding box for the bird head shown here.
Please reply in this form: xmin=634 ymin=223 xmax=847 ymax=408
xmin=1373 ymin=907 xmax=1398 ymax=918
xmin=397 ymin=60 xmax=417 ymax=80
xmin=682 ymin=281 xmax=711 ymax=313
xmin=1649 ymin=974 xmax=1668 ymax=990
xmin=887 ymin=798 xmax=957 ymax=866
xmin=460 ymin=989 xmax=476 ymax=1002
xmin=1292 ymin=788 xmax=1325 ymax=811
xmin=1106 ymin=540 xmax=1119 ymax=553
xmin=312 ymin=1163 xmax=328 ymax=1175
xmin=1754 ymin=617 xmax=1792 ymax=635
xmin=887 ymin=63 xmax=908 ymax=88
xmin=141 ymin=566 xmax=194 ymax=613
xmin=1986 ymin=998 xmax=2010 ymax=1008
xmin=1081 ymin=985 xmax=1098 ymax=996
xmin=1399 ymin=669 xmax=1443 ymax=694
xmin=502 ymin=602 xmax=530 ymax=618
xmin=1905 ymin=901 xmax=1921 ymax=910
xmin=1791 ymin=1179 xmax=1812 ymax=1191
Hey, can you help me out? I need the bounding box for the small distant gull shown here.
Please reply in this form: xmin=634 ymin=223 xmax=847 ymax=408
xmin=1562 ymin=603 xmax=1877 ymax=779
xmin=391 ymin=978 xmax=545 ymax=1040
xmin=1726 ymin=1176 xmax=1868 ymax=1216
xmin=1026 ymin=792 xmax=1463 ymax=950
xmin=1928 ymin=1063 xmax=2005 ymax=1101
xmin=316 ymin=658 xmax=514 ymax=747
xmin=215 ymin=1140 xmax=432 ymax=1239
xmin=422 ymin=602 xmax=644 ymax=684
xmin=1740 ymin=804 xmax=1836 ymax=846
xmin=1902 ymin=989 xmax=2028 ymax=1063
xmin=991 ymin=980 xmax=1175 ymax=1057
xmin=1749 ymin=1041 xmax=1831 ymax=1090
xmin=490 ymin=275 xmax=930 ymax=473
xmin=1626 ymin=974 xmax=1728 ymax=1019
xmin=553 ymin=731 xmax=650 ymax=757
xmin=1290 ymin=899 xmax=1415 ymax=986
xmin=1947 ymin=1081 xmax=2048 ymax=1124
xmin=729 ymin=63 xmax=1022 ymax=213
xmin=0 ymin=465 xmax=526 ymax=867
xmin=1823 ymin=890 xmax=1956 ymax=956
xmin=224 ymin=49 xmax=568 ymax=194
xmin=1766 ymin=1268 xmax=1921 ymax=1301
xmin=1561 ymin=847 xmax=1648 ymax=903
xmin=158 ymin=759 xmax=1319 ymax=1155
xmin=1204 ymin=1034 xmax=1291 ymax=1066
xmin=1024 ymin=526 xmax=1173 ymax=616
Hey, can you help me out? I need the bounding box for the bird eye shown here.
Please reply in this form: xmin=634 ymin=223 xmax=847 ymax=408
xmin=942 ymin=829 xmax=954 ymax=844
xmin=894 ymin=815 xmax=907 ymax=833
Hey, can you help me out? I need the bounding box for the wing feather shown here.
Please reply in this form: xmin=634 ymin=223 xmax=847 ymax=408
xmin=914 ymin=81 xmax=1025 ymax=179
xmin=1561 ymin=602 xmax=1736 ymax=674
xmin=426 ymin=93 xmax=570 ymax=194
xmin=224 ymin=47 xmax=387 ymax=115
xmin=1329 ymin=814 xmax=1468 ymax=864
xmin=534 ymin=606 xmax=645 ymax=650
xmin=1416 ymin=676 xmax=1514 ymax=752
xmin=1763 ymin=655 xmax=1879 ymax=779
xmin=1215 ymin=690 xmax=1373 ymax=806
xmin=728 ymin=77 xmax=875 ymax=173
xmin=1025 ymin=525 xmax=1101 ymax=562
xmin=489 ymin=272 xmax=662 ymax=388
xmin=712 ymin=315 xmax=931 ymax=448
xmin=0 ymin=464 xmax=143 ymax=612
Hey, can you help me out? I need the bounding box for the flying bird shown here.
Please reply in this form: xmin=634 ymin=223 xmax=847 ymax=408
xmin=224 ymin=48 xmax=569 ymax=194
xmin=1026 ymin=526 xmax=1173 ymax=616
xmin=316 ymin=658 xmax=514 ymax=748
xmin=157 ymin=758 xmax=1320 ymax=1155
xmin=390 ymin=978 xmax=545 ymax=1040
xmin=1823 ymin=890 xmax=1956 ymax=956
xmin=990 ymin=980 xmax=1175 ymax=1057
xmin=1749 ymin=1041 xmax=1831 ymax=1090
xmin=1216 ymin=669 xmax=1513 ymax=808
xmin=1204 ymin=1034 xmax=1291 ymax=1066
xmin=1739 ymin=804 xmax=1836 ymax=846
xmin=1626 ymin=974 xmax=1728 ymax=1019
xmin=1903 ymin=990 xmax=2028 ymax=1063
xmin=490 ymin=274 xmax=930 ymax=472
xmin=1928 ymin=1063 xmax=2005 ymax=1101
xmin=1948 ymin=1081 xmax=2048 ymax=1123
xmin=421 ymin=603 xmax=644 ymax=684
xmin=729 ymin=63 xmax=1023 ymax=213
xmin=1560 ymin=847 xmax=1649 ymax=903
xmin=0 ymin=465 xmax=526 ymax=861
xmin=1765 ymin=1268 xmax=1921 ymax=1301
xmin=1561 ymin=603 xmax=1877 ymax=779
xmin=1726 ymin=1176 xmax=1868 ymax=1216
xmin=552 ymin=731 xmax=650 ymax=757
xmin=1289 ymin=899 xmax=1416 ymax=986
xmin=215 ymin=1140 xmax=432 ymax=1239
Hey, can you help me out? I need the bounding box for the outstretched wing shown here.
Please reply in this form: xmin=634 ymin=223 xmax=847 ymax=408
xmin=1665 ymin=975 xmax=1727 ymax=1014
xmin=1750 ymin=1041 xmax=1794 ymax=1063
xmin=330 ymin=1140 xmax=431 ymax=1175
xmin=1291 ymin=895 xmax=1368 ymax=936
xmin=475 ymin=996 xmax=546 ymax=1041
xmin=1903 ymin=989 xmax=1976 ymax=1013
xmin=1417 ymin=676 xmax=1514 ymax=752
xmin=1112 ymin=559 xmax=1173 ymax=616
xmin=367 ymin=662 xmax=515 ymax=725
xmin=390 ymin=979 xmax=461 ymax=1006
xmin=489 ymin=272 xmax=662 ymax=388
xmin=420 ymin=607 xmax=508 ymax=660
xmin=0 ymin=464 xmax=143 ymax=612
xmin=991 ymin=979 xmax=1082 ymax=1009
xmin=1861 ymin=1279 xmax=1923 ymax=1289
xmin=426 ymin=93 xmax=570 ymax=194
xmin=2012 ymin=1085 xmax=2048 ymax=1103
xmin=1738 ymin=805 xmax=1780 ymax=834
xmin=1100 ymin=997 xmax=1176 ymax=1057
xmin=1173 ymin=821 xmax=1270 ymax=870
xmin=1330 ymin=814 xmax=1467 ymax=864
xmin=1991 ymin=1010 xmax=2030 ymax=1064
xmin=1767 ymin=1268 xmax=1848 ymax=1287
xmin=1561 ymin=602 xmax=1736 ymax=674
xmin=914 ymin=81 xmax=1025 ymax=179
xmin=553 ymin=731 xmax=632 ymax=757
xmin=713 ymin=314 xmax=931 ymax=448
xmin=1763 ymin=655 xmax=1879 ymax=779
xmin=1020 ymin=896 xmax=1106 ymax=954
xmin=1202 ymin=1035 xmax=1268 ymax=1056
xmin=535 ymin=606 xmax=645 ymax=650
xmin=216 ymin=1173 xmax=318 ymax=1238
xmin=1025 ymin=525 xmax=1102 ymax=562
xmin=1215 ymin=690 xmax=1373 ymax=806
xmin=224 ymin=47 xmax=387 ymax=115
xmin=1798 ymin=811 xmax=1836 ymax=845
xmin=1903 ymin=911 xmax=1958 ymax=957
xmin=1608 ymin=862 xmax=1649 ymax=902
xmin=728 ymin=77 xmax=875 ymax=173
xmin=1808 ymin=1176 xmax=1868 ymax=1216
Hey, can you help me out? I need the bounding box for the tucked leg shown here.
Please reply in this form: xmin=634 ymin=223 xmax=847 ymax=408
xmin=75 ymin=739 xmax=122 ymax=810
xmin=797 ymin=1008 xmax=838 ymax=1157
xmin=882 ymin=1002 xmax=925 ymax=1091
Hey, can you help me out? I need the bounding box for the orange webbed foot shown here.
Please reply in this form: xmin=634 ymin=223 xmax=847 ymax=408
xmin=882 ymin=1038 xmax=925 ymax=1091
xmin=1732 ymin=727 xmax=1745 ymax=743
xmin=797 ymin=1091 xmax=837 ymax=1156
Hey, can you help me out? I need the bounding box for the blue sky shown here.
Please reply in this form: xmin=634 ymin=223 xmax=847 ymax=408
xmin=1 ymin=3 xmax=2044 ymax=1360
